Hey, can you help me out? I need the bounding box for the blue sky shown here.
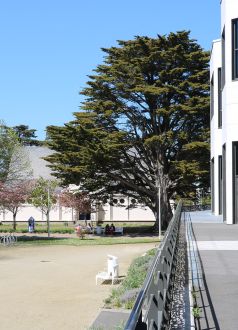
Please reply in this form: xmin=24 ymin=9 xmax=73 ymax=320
xmin=0 ymin=0 xmax=220 ymax=140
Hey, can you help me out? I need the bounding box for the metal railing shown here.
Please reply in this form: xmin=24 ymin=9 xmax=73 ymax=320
xmin=182 ymin=204 xmax=211 ymax=212
xmin=125 ymin=201 xmax=182 ymax=330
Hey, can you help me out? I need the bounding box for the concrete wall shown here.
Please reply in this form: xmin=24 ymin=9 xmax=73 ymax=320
xmin=211 ymin=0 xmax=238 ymax=223
xmin=0 ymin=200 xmax=155 ymax=223
xmin=0 ymin=204 xmax=76 ymax=222
xmin=221 ymin=0 xmax=238 ymax=223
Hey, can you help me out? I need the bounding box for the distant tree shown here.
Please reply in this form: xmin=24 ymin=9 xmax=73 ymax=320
xmin=28 ymin=177 xmax=59 ymax=237
xmin=12 ymin=125 xmax=43 ymax=146
xmin=0 ymin=181 xmax=33 ymax=230
xmin=59 ymin=190 xmax=91 ymax=223
xmin=0 ymin=122 xmax=16 ymax=182
xmin=46 ymin=31 xmax=210 ymax=230
xmin=0 ymin=122 xmax=32 ymax=184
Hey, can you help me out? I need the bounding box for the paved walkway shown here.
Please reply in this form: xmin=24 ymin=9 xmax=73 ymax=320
xmin=189 ymin=210 xmax=238 ymax=330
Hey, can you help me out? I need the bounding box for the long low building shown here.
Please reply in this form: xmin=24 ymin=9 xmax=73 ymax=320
xmin=0 ymin=146 xmax=155 ymax=223
xmin=0 ymin=199 xmax=155 ymax=223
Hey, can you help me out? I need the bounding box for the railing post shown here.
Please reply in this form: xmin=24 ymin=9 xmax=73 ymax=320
xmin=135 ymin=311 xmax=147 ymax=330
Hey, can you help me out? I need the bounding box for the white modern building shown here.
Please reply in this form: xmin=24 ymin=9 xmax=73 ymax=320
xmin=211 ymin=0 xmax=238 ymax=223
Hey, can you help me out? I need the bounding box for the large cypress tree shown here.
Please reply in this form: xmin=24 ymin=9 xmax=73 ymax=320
xmin=46 ymin=31 xmax=210 ymax=229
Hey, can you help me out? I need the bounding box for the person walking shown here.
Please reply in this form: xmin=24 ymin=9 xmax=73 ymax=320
xmin=28 ymin=216 xmax=35 ymax=233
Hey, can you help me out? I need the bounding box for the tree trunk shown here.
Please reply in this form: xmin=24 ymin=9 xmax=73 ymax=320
xmin=13 ymin=212 xmax=17 ymax=231
xmin=153 ymin=177 xmax=173 ymax=233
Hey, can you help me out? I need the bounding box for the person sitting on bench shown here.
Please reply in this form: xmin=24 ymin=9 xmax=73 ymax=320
xmin=109 ymin=223 xmax=115 ymax=235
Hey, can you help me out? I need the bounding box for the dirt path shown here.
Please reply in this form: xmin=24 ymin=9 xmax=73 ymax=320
xmin=0 ymin=243 xmax=156 ymax=330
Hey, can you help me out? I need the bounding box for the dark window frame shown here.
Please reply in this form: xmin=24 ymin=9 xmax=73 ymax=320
xmin=218 ymin=155 xmax=223 ymax=215
xmin=218 ymin=67 xmax=222 ymax=128
xmin=232 ymin=142 xmax=238 ymax=224
xmin=222 ymin=27 xmax=225 ymax=89
xmin=222 ymin=144 xmax=226 ymax=222
xmin=210 ymin=74 xmax=214 ymax=119
xmin=211 ymin=158 xmax=215 ymax=213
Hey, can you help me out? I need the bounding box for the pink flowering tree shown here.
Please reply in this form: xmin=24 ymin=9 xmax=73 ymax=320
xmin=59 ymin=190 xmax=91 ymax=223
xmin=0 ymin=181 xmax=33 ymax=230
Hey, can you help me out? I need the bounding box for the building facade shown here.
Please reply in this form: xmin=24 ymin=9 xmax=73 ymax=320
xmin=211 ymin=0 xmax=238 ymax=223
xmin=0 ymin=146 xmax=155 ymax=223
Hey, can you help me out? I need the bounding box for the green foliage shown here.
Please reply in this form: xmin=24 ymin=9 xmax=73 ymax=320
xmin=124 ymin=299 xmax=134 ymax=310
xmin=12 ymin=124 xmax=43 ymax=146
xmin=46 ymin=31 xmax=210 ymax=229
xmin=14 ymin=236 xmax=159 ymax=247
xmin=192 ymin=306 xmax=201 ymax=319
xmin=0 ymin=122 xmax=33 ymax=184
xmin=0 ymin=222 xmax=154 ymax=235
xmin=0 ymin=123 xmax=16 ymax=182
xmin=29 ymin=177 xmax=59 ymax=237
xmin=29 ymin=177 xmax=58 ymax=215
xmin=191 ymin=289 xmax=198 ymax=300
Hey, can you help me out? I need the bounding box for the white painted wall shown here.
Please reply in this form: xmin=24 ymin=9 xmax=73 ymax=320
xmin=222 ymin=0 xmax=238 ymax=224
xmin=210 ymin=40 xmax=222 ymax=215
xmin=95 ymin=196 xmax=155 ymax=222
xmin=0 ymin=204 xmax=76 ymax=222
xmin=211 ymin=0 xmax=238 ymax=223
xmin=0 ymin=200 xmax=155 ymax=223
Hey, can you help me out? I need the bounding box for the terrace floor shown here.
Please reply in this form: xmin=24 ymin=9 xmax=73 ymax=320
xmin=188 ymin=210 xmax=238 ymax=330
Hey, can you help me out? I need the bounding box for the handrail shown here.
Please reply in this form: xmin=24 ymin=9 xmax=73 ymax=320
xmin=125 ymin=201 xmax=182 ymax=330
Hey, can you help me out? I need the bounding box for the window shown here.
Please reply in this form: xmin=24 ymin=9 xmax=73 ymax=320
xmin=232 ymin=19 xmax=238 ymax=80
xmin=211 ymin=158 xmax=214 ymax=212
xmin=218 ymin=68 xmax=222 ymax=127
xmin=218 ymin=155 xmax=222 ymax=214
xmin=233 ymin=142 xmax=238 ymax=223
xmin=222 ymin=27 xmax=225 ymax=88
xmin=222 ymin=144 xmax=226 ymax=221
xmin=210 ymin=74 xmax=214 ymax=119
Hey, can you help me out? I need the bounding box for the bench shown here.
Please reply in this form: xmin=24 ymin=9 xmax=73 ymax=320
xmin=114 ymin=227 xmax=123 ymax=235
xmin=99 ymin=226 xmax=124 ymax=235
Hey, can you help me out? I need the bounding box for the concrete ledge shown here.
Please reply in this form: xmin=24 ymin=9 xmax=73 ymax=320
xmin=90 ymin=308 xmax=130 ymax=329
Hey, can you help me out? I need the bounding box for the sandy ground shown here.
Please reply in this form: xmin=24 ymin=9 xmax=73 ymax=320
xmin=0 ymin=242 xmax=156 ymax=330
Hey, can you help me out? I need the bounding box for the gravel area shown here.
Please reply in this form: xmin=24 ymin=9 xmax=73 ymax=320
xmin=169 ymin=220 xmax=190 ymax=330
xmin=0 ymin=242 xmax=156 ymax=330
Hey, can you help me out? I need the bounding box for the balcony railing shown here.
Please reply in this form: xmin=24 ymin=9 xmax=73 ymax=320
xmin=125 ymin=201 xmax=182 ymax=330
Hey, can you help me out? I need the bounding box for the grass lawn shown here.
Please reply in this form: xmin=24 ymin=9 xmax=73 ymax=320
xmin=1 ymin=221 xmax=160 ymax=246
xmin=14 ymin=235 xmax=160 ymax=246
xmin=0 ymin=221 xmax=155 ymax=235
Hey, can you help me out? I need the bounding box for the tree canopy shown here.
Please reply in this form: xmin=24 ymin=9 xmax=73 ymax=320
xmin=0 ymin=122 xmax=32 ymax=184
xmin=12 ymin=125 xmax=43 ymax=146
xmin=0 ymin=181 xmax=33 ymax=230
xmin=59 ymin=190 xmax=91 ymax=221
xmin=46 ymin=31 xmax=210 ymax=229
xmin=29 ymin=177 xmax=59 ymax=237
